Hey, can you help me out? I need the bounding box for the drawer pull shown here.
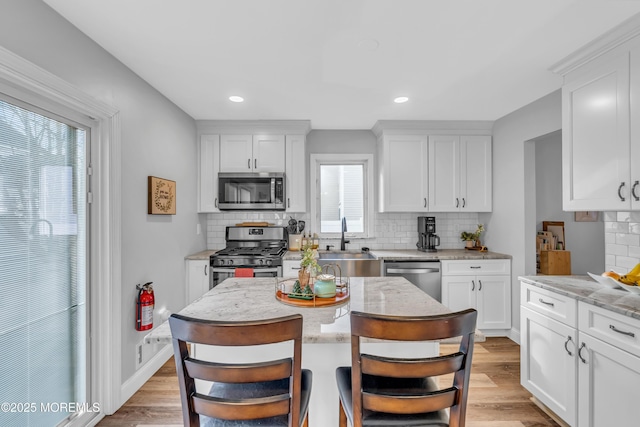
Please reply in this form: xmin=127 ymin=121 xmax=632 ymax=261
xmin=564 ymin=336 xmax=573 ymax=356
xmin=538 ymin=298 xmax=555 ymax=307
xmin=470 ymin=266 xmax=481 ymax=269
xmin=610 ymin=324 xmax=635 ymax=338
xmin=578 ymin=342 xmax=587 ymax=364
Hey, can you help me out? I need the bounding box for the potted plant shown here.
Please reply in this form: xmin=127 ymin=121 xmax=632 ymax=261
xmin=460 ymin=224 xmax=484 ymax=248
xmin=299 ymin=242 xmax=320 ymax=286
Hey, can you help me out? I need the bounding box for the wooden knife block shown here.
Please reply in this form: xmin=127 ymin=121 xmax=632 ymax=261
xmin=539 ymin=250 xmax=571 ymax=275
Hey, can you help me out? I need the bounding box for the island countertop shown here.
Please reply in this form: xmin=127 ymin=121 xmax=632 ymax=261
xmin=145 ymin=276 xmax=451 ymax=345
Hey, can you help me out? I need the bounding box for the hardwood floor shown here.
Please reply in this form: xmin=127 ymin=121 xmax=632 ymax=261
xmin=97 ymin=337 xmax=559 ymax=427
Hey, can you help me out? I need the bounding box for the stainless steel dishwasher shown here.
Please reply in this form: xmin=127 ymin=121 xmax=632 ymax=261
xmin=383 ymin=261 xmax=441 ymax=301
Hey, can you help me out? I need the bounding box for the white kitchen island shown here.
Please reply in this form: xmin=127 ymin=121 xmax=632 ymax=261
xmin=145 ymin=276 xmax=451 ymax=426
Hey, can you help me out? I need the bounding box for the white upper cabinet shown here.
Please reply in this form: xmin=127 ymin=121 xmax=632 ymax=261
xmin=428 ymin=135 xmax=491 ymax=212
xmin=552 ymin=20 xmax=640 ymax=211
xmin=562 ymin=52 xmax=631 ymax=210
xmin=285 ymin=134 xmax=306 ymax=212
xmin=252 ymin=135 xmax=286 ymax=172
xmin=377 ymin=128 xmax=492 ymax=213
xmin=198 ymin=134 xmax=220 ymax=213
xmin=378 ymin=134 xmax=428 ymax=212
xmin=219 ymin=134 xmax=285 ymax=172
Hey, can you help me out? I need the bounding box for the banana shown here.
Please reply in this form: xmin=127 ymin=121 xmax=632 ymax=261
xmin=619 ymin=275 xmax=637 ymax=286
xmin=626 ymin=263 xmax=640 ymax=278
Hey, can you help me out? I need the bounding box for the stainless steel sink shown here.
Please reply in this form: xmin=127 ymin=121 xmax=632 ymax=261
xmin=317 ymin=252 xmax=381 ymax=277
xmin=318 ymin=251 xmax=376 ymax=260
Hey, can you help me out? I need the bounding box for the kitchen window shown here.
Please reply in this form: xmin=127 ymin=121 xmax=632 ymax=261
xmin=310 ymin=153 xmax=374 ymax=239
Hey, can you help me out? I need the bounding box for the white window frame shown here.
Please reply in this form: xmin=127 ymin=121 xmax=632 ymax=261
xmin=0 ymin=45 xmax=121 ymax=423
xmin=310 ymin=153 xmax=374 ymax=239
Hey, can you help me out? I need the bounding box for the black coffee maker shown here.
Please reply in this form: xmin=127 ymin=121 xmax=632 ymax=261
xmin=417 ymin=216 xmax=440 ymax=252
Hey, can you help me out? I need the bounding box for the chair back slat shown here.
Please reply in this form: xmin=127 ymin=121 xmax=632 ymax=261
xmin=169 ymin=313 xmax=305 ymax=426
xmin=193 ymin=393 xmax=291 ymax=420
xmin=362 ymin=388 xmax=458 ymax=414
xmin=361 ymin=352 xmax=465 ymax=378
xmin=347 ymin=308 xmax=477 ymax=426
xmin=184 ymin=357 xmax=293 ymax=383
xmin=170 ymin=313 xmax=302 ymax=346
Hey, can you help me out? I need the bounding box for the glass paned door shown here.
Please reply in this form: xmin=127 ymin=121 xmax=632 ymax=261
xmin=0 ymin=97 xmax=88 ymax=426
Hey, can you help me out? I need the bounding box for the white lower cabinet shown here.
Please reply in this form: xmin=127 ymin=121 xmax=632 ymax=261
xmin=441 ymin=260 xmax=511 ymax=330
xmin=521 ymin=281 xmax=640 ymax=426
xmin=521 ymin=304 xmax=577 ymax=426
xmin=282 ymin=259 xmax=301 ymax=278
xmin=186 ymin=259 xmax=210 ymax=304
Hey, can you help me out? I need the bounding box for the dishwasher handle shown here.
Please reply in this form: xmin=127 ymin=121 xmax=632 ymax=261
xmin=386 ymin=268 xmax=440 ymax=274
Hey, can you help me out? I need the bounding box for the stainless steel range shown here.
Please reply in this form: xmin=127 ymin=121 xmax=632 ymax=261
xmin=210 ymin=226 xmax=288 ymax=288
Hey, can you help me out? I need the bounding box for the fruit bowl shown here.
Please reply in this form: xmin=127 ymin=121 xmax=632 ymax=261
xmin=617 ymin=281 xmax=640 ymax=295
xmin=587 ymin=272 xmax=622 ymax=289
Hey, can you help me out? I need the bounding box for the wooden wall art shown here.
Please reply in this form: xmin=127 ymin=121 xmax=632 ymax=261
xmin=575 ymin=211 xmax=598 ymax=222
xmin=148 ymin=176 xmax=176 ymax=215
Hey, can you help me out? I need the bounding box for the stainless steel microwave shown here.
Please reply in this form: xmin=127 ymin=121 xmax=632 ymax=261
xmin=218 ymin=172 xmax=286 ymax=210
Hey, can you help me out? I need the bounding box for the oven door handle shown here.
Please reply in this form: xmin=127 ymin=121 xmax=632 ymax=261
xmin=211 ymin=267 xmax=280 ymax=274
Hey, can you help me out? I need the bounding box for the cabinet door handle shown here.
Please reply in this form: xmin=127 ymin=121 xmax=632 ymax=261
xmin=462 ymin=198 xmax=466 ymax=208
xmin=471 ymin=280 xmax=475 ymax=291
xmin=204 ymin=265 xmax=208 ymax=276
xmin=248 ymin=159 xmax=251 ymax=169
xmin=478 ymin=279 xmax=482 ymax=291
xmin=424 ymin=198 xmax=427 ymax=208
xmin=538 ymin=298 xmax=555 ymax=307
xmin=288 ymin=198 xmax=290 ymax=208
xmin=618 ymin=181 xmax=626 ymax=202
xmin=255 ymin=159 xmax=257 ymax=169
xmin=215 ymin=197 xmax=218 ymax=208
xmin=564 ymin=336 xmax=573 ymax=356
xmin=633 ymin=181 xmax=640 ymax=201
xmin=578 ymin=342 xmax=587 ymax=364
xmin=610 ymin=324 xmax=635 ymax=337
xmin=456 ymin=198 xmax=459 ymax=208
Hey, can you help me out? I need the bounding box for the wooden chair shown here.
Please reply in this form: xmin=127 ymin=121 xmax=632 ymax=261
xmin=336 ymin=309 xmax=477 ymax=427
xmin=169 ymin=313 xmax=312 ymax=427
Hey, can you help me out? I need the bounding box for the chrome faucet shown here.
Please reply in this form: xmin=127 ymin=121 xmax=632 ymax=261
xmin=340 ymin=217 xmax=349 ymax=250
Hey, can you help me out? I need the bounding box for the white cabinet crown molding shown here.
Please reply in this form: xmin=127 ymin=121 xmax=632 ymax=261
xmin=550 ymin=13 xmax=640 ymax=76
xmin=196 ymin=119 xmax=311 ymax=135
xmin=371 ymin=120 xmax=493 ymax=138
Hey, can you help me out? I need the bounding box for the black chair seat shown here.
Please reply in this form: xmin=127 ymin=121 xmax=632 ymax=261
xmin=201 ymin=369 xmax=313 ymax=427
xmin=335 ymin=367 xmax=448 ymax=427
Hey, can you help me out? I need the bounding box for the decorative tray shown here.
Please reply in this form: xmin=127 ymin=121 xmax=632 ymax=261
xmin=465 ymin=246 xmax=488 ymax=251
xmin=275 ymin=277 xmax=350 ymax=307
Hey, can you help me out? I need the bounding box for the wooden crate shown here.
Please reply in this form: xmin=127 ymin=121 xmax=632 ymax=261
xmin=539 ymin=250 xmax=571 ymax=275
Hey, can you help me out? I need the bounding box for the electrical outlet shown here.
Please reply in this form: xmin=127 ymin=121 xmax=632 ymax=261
xmin=135 ymin=342 xmax=143 ymax=369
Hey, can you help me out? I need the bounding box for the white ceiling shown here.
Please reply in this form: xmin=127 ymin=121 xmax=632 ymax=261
xmin=42 ymin=0 xmax=640 ymax=129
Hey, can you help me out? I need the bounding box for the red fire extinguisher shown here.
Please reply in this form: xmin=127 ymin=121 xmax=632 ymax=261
xmin=136 ymin=282 xmax=154 ymax=331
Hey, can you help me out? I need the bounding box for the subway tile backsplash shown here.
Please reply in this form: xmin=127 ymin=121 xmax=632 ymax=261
xmin=205 ymin=212 xmax=480 ymax=251
xmin=604 ymin=211 xmax=640 ymax=271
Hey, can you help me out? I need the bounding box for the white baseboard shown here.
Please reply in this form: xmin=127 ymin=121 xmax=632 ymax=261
xmin=119 ymin=344 xmax=173 ymax=408
xmin=508 ymin=327 xmax=520 ymax=345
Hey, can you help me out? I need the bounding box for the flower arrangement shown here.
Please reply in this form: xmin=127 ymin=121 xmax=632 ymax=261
xmin=298 ymin=242 xmax=320 ymax=286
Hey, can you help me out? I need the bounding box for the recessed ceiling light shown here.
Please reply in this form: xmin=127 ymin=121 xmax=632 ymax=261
xmin=357 ymin=38 xmax=380 ymax=51
xmin=394 ymin=97 xmax=409 ymax=104
xmin=229 ymin=96 xmax=244 ymax=103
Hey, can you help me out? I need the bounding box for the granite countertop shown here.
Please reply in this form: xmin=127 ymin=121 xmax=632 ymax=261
xmin=185 ymin=250 xmax=217 ymax=260
xmin=283 ymin=249 xmax=511 ymax=261
xmin=519 ymin=275 xmax=640 ymax=320
xmin=145 ymin=276 xmax=450 ymax=345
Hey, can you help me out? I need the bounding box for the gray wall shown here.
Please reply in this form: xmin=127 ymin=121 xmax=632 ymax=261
xmin=535 ymin=132 xmax=604 ymax=274
xmin=483 ymin=90 xmax=562 ymax=337
xmin=0 ymin=0 xmax=203 ymax=384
